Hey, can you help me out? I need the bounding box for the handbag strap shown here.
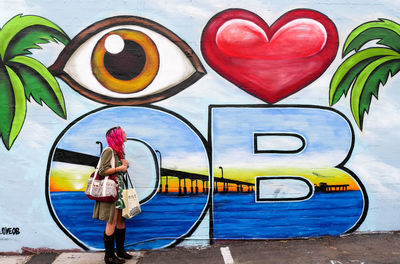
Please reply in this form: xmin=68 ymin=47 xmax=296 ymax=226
xmin=123 ymin=171 xmax=134 ymax=189
xmin=93 ymin=148 xmax=114 ymax=181
xmin=95 ymin=147 xmax=115 ymax=171
xmin=89 ymin=147 xmax=115 ymax=195
xmin=110 ymin=148 xmax=115 ymax=169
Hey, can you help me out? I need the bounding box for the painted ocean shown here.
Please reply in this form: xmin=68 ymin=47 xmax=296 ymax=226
xmin=50 ymin=192 xmax=209 ymax=250
xmin=50 ymin=190 xmax=364 ymax=250
xmin=213 ymin=191 xmax=364 ymax=239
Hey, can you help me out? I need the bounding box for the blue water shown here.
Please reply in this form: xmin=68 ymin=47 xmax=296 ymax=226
xmin=213 ymin=191 xmax=364 ymax=239
xmin=50 ymin=191 xmax=364 ymax=250
xmin=50 ymin=192 xmax=208 ymax=250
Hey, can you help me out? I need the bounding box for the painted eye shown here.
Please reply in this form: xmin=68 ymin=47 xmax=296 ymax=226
xmin=91 ymin=29 xmax=159 ymax=94
xmin=49 ymin=16 xmax=206 ymax=105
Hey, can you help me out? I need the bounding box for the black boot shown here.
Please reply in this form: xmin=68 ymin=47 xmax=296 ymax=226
xmin=103 ymin=232 xmax=125 ymax=264
xmin=115 ymin=228 xmax=133 ymax=260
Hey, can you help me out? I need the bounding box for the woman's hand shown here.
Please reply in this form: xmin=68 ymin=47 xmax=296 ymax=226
xmin=122 ymin=159 xmax=129 ymax=168
xmin=118 ymin=165 xmax=128 ymax=173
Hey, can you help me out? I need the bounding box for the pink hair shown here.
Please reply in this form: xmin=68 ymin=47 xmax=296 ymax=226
xmin=105 ymin=127 xmax=125 ymax=159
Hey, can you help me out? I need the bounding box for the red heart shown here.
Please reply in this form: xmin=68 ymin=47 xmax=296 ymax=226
xmin=201 ymin=9 xmax=338 ymax=103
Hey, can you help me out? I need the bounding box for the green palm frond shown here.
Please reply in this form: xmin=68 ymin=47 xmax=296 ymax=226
xmin=330 ymin=18 xmax=400 ymax=130
xmin=0 ymin=14 xmax=69 ymax=150
xmin=4 ymin=65 xmax=26 ymax=148
xmin=0 ymin=62 xmax=20 ymax=149
xmin=343 ymin=19 xmax=400 ymax=56
xmin=8 ymin=56 xmax=66 ymax=117
xmin=0 ymin=14 xmax=70 ymax=61
xmin=330 ymin=48 xmax=399 ymax=105
xmin=351 ymin=55 xmax=400 ymax=128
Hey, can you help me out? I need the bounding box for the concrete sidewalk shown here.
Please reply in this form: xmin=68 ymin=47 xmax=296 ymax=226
xmin=1 ymin=232 xmax=400 ymax=264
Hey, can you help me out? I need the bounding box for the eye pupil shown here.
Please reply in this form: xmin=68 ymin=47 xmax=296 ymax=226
xmin=104 ymin=40 xmax=146 ymax=80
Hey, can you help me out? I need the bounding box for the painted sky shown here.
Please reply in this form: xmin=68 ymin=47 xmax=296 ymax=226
xmin=212 ymin=106 xmax=353 ymax=169
xmin=55 ymin=106 xmax=208 ymax=170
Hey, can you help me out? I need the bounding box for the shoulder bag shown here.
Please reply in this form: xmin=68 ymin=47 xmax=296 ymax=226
xmin=85 ymin=147 xmax=119 ymax=202
xmin=122 ymin=171 xmax=141 ymax=219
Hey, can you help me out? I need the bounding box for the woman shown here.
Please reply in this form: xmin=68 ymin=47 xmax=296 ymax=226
xmin=93 ymin=127 xmax=132 ymax=264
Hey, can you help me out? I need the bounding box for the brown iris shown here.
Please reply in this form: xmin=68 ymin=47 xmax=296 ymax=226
xmin=91 ymin=29 xmax=159 ymax=93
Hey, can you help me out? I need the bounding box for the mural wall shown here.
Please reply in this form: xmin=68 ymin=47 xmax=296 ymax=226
xmin=1 ymin=0 xmax=400 ymax=252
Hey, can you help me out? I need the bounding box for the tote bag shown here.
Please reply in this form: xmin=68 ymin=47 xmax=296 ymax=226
xmin=85 ymin=147 xmax=119 ymax=202
xmin=122 ymin=172 xmax=141 ymax=219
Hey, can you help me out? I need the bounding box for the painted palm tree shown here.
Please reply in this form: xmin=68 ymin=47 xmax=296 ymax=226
xmin=0 ymin=14 xmax=70 ymax=149
xmin=330 ymin=19 xmax=400 ymax=130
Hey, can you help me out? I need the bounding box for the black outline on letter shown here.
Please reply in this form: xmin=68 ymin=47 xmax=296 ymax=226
xmin=253 ymin=132 xmax=306 ymax=154
xmin=255 ymin=176 xmax=313 ymax=202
